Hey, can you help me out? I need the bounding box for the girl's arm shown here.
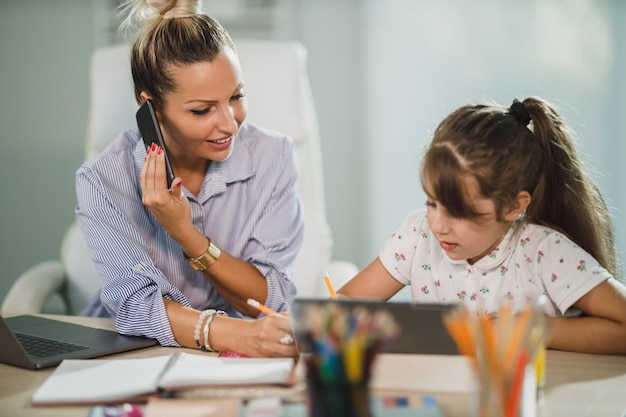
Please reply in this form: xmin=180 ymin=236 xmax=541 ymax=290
xmin=546 ymin=278 xmax=626 ymax=354
xmin=337 ymin=257 xmax=404 ymax=301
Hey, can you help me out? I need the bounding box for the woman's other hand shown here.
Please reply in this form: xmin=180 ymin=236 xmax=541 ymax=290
xmin=211 ymin=313 xmax=298 ymax=358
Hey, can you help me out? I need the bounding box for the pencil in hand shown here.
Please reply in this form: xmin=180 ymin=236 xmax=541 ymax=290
xmin=246 ymin=298 xmax=277 ymax=315
xmin=323 ymin=271 xmax=337 ymax=299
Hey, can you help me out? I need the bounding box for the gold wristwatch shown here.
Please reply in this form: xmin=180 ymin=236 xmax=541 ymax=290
xmin=184 ymin=237 xmax=221 ymax=271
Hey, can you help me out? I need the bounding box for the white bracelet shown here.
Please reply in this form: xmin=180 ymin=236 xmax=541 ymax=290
xmin=194 ymin=309 xmax=214 ymax=350
xmin=203 ymin=310 xmax=227 ymax=352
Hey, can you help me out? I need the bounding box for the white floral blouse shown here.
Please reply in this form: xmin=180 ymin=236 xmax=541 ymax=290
xmin=379 ymin=209 xmax=610 ymax=317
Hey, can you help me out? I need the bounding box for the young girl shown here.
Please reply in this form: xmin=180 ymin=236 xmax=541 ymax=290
xmin=75 ymin=0 xmax=301 ymax=356
xmin=338 ymin=97 xmax=626 ymax=354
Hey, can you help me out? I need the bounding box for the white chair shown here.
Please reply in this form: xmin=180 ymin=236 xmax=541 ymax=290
xmin=1 ymin=40 xmax=358 ymax=315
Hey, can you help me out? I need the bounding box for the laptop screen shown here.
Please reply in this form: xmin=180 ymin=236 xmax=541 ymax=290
xmin=289 ymin=298 xmax=459 ymax=355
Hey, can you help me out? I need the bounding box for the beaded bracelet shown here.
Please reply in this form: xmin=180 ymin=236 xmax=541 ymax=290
xmin=202 ymin=310 xmax=228 ymax=352
xmin=194 ymin=309 xmax=214 ymax=350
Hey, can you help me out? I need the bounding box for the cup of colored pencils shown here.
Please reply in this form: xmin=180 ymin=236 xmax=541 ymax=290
xmin=443 ymin=298 xmax=548 ymax=417
xmin=297 ymin=302 xmax=399 ymax=417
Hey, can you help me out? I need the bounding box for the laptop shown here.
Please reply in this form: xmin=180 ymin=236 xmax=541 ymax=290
xmin=0 ymin=314 xmax=158 ymax=370
xmin=289 ymin=298 xmax=459 ymax=355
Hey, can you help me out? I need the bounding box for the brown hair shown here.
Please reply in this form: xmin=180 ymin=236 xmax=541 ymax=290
xmin=421 ymin=97 xmax=617 ymax=276
xmin=119 ymin=0 xmax=236 ymax=111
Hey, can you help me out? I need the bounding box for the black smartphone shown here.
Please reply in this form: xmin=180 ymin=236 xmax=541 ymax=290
xmin=136 ymin=99 xmax=176 ymax=189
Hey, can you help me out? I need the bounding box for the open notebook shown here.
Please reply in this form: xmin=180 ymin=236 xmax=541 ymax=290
xmin=32 ymin=352 xmax=296 ymax=404
xmin=0 ymin=314 xmax=157 ymax=370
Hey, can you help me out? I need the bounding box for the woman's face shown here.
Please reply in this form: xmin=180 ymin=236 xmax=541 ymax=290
xmin=424 ymin=176 xmax=511 ymax=264
xmin=157 ymin=47 xmax=247 ymax=163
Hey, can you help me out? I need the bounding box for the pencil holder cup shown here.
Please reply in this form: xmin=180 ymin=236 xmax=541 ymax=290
xmin=305 ymin=374 xmax=372 ymax=417
xmin=443 ymin=299 xmax=548 ymax=417
xmin=293 ymin=301 xmax=399 ymax=417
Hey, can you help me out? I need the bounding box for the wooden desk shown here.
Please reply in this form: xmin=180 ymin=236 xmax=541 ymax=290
xmin=1 ymin=315 xmax=626 ymax=417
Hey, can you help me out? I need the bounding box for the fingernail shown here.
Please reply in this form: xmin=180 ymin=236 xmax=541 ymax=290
xmin=151 ymin=143 xmax=157 ymax=152
xmin=157 ymin=146 xmax=163 ymax=155
xmin=146 ymin=146 xmax=151 ymax=154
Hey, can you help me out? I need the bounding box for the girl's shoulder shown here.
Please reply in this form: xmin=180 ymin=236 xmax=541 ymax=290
xmin=400 ymin=208 xmax=429 ymax=231
xmin=389 ymin=208 xmax=430 ymax=239
xmin=515 ymin=222 xmax=582 ymax=253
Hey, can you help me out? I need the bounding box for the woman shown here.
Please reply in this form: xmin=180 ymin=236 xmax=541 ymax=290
xmin=75 ymin=0 xmax=302 ymax=357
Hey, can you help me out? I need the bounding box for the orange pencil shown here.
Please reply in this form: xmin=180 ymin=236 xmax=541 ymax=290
xmin=246 ymin=298 xmax=277 ymax=315
xmin=323 ymin=271 xmax=337 ymax=299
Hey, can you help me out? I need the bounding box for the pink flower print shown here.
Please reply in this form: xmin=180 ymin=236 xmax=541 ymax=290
xmin=559 ymin=258 xmax=564 ymax=264
xmin=551 ymin=273 xmax=558 ymax=282
xmin=412 ymin=226 xmax=417 ymax=232
xmin=457 ymin=291 xmax=467 ymax=301
xmin=479 ymin=288 xmax=490 ymax=294
xmin=520 ymin=237 xmax=530 ymax=247
xmin=434 ymin=280 xmax=441 ymax=287
xmin=555 ymin=239 xmax=561 ymax=244
xmin=537 ymin=250 xmax=544 ymax=264
xmin=394 ymin=252 xmax=406 ymax=262
xmin=397 ymin=235 xmax=403 ymax=240
xmin=499 ymin=265 xmax=508 ymax=276
xmin=577 ymin=260 xmax=587 ymax=272
xmin=420 ymin=231 xmax=428 ymax=238
xmin=421 ymin=264 xmax=431 ymax=271
xmin=488 ymin=248 xmax=499 ymax=259
xmin=524 ymin=254 xmax=532 ymax=264
xmin=421 ymin=285 xmax=430 ymax=295
xmin=470 ymin=293 xmax=477 ymax=301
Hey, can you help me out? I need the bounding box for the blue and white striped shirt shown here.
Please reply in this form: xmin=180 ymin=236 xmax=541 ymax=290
xmin=75 ymin=123 xmax=303 ymax=346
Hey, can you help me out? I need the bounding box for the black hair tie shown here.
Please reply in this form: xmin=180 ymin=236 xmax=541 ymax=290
xmin=510 ymin=99 xmax=531 ymax=126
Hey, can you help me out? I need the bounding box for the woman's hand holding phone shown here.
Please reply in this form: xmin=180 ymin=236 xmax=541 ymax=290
xmin=137 ymin=99 xmax=193 ymax=238
xmin=140 ymin=144 xmax=193 ymax=240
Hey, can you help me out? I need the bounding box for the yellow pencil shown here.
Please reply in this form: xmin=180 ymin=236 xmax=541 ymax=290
xmin=246 ymin=298 xmax=277 ymax=315
xmin=323 ymin=271 xmax=337 ymax=299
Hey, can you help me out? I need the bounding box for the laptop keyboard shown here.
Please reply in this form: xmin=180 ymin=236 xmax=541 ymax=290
xmin=15 ymin=332 xmax=89 ymax=358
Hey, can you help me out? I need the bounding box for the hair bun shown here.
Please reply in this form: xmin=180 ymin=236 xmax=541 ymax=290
xmin=133 ymin=0 xmax=201 ymax=21
xmin=510 ymin=99 xmax=531 ymax=126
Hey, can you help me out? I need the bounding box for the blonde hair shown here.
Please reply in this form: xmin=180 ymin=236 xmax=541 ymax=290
xmin=117 ymin=0 xmax=235 ymax=111
xmin=119 ymin=0 xmax=202 ymax=30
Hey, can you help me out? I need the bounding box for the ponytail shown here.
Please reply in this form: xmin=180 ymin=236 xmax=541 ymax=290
xmin=523 ymin=97 xmax=617 ymax=277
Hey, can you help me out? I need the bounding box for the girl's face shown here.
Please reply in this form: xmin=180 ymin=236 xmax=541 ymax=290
xmin=155 ymin=47 xmax=247 ymax=164
xmin=424 ymin=177 xmax=512 ymax=264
